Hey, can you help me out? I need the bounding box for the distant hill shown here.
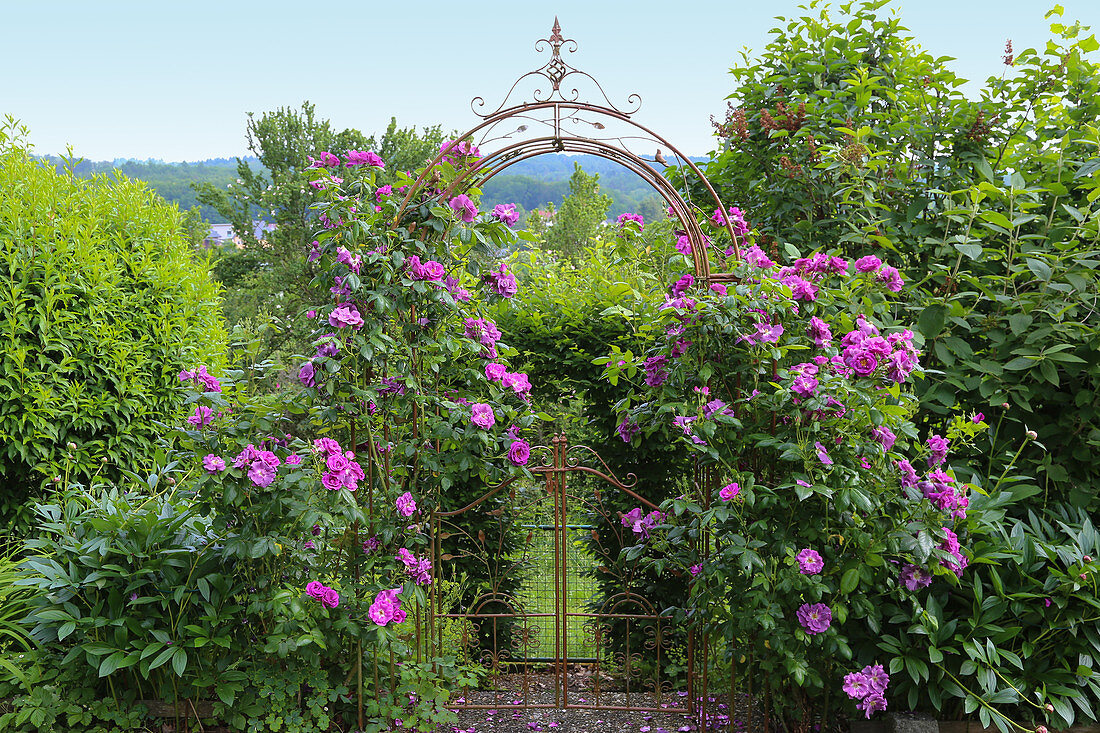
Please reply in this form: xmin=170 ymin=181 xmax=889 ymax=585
xmin=479 ymin=154 xmax=709 ymax=223
xmin=48 ymin=153 xmax=707 ymax=226
xmin=45 ymin=156 xmax=259 ymax=224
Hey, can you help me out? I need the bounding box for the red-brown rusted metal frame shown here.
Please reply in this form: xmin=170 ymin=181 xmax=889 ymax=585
xmin=411 ymin=17 xmax=739 ymax=724
xmin=392 ymin=101 xmax=742 ymax=279
xmin=432 ymin=435 xmax=691 ymax=715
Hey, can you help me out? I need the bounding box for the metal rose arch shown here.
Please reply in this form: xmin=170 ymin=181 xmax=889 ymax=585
xmin=393 ymin=17 xmax=742 ymax=281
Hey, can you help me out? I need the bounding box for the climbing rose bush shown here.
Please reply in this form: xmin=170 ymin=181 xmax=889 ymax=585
xmin=174 ymin=143 xmax=538 ymax=730
xmin=602 ymin=224 xmax=987 ymax=723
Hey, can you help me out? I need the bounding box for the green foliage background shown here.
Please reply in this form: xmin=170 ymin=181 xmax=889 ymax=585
xmin=691 ymin=0 xmax=1100 ymax=510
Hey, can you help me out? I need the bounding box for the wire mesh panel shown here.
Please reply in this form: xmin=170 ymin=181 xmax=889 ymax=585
xmin=514 ymin=523 xmax=598 ymax=659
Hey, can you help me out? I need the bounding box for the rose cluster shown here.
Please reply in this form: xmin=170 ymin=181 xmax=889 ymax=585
xmin=621 ymin=507 xmax=663 ymax=539
xmin=464 ymin=317 xmax=502 ymax=358
xmin=305 ymin=580 xmax=340 ymax=609
xmin=397 ymin=548 xmax=433 ymax=586
xmin=843 ymin=664 xmax=890 ymax=718
xmin=369 ymin=587 xmax=407 ymax=626
xmin=233 ymin=444 xmax=282 ymax=488
xmin=179 ymin=365 xmax=221 ymax=392
xmin=486 ymin=263 xmax=518 ymax=298
xmin=484 ymin=362 xmax=532 ymax=399
xmin=314 ymin=438 xmax=364 ymax=491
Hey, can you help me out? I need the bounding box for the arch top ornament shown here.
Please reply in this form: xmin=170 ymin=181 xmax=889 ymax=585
xmin=471 ymin=16 xmax=642 ymax=119
xmin=395 ymin=18 xmax=742 ymax=280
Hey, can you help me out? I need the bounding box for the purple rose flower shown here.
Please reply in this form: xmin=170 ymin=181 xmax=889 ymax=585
xmin=843 ymin=672 xmax=871 ymax=699
xmin=895 ymin=458 xmax=919 ymax=487
xmin=791 ymin=374 xmax=819 ymax=398
xmin=844 ymin=347 xmax=879 ymax=376
xmin=508 ymin=439 xmax=531 ymax=466
xmin=859 ymin=693 xmax=887 ymax=718
xmin=927 ymin=434 xmax=949 ymax=466
xmin=871 ymin=426 xmax=896 ymax=451
xmin=796 ymin=602 xmax=831 ymax=635
xmin=470 ymin=403 xmax=496 ymax=430
xmin=247 ymin=460 xmax=276 ymax=488
xmin=202 ymin=454 xmax=226 ymax=473
xmin=617 ymin=212 xmax=644 ymax=230
xmin=187 ymin=405 xmax=214 ymax=428
xmin=643 ymin=355 xmax=669 ymax=387
xmin=491 ymin=203 xmax=520 ymax=226
xmin=486 ymin=362 xmax=508 ymax=382
xmin=796 ymin=548 xmax=824 ymax=575
xmin=862 ymin=664 xmax=890 ymax=694
xmin=329 ymin=304 xmax=364 ymax=330
xmin=306 ymin=581 xmax=325 ymax=599
xmin=814 ymin=441 xmax=833 ymax=466
xmin=808 ymin=317 xmax=832 ymax=347
xmin=617 ymin=420 xmax=640 ymax=443
xmin=396 ymin=491 xmax=417 ymax=517
xmin=878 ymin=265 xmax=904 ymax=292
xmin=487 ymin=264 xmax=518 ymax=298
xmin=298 ymin=361 xmax=316 ymax=387
xmin=503 ymin=371 xmax=531 ymax=396
xmin=671 ymin=274 xmax=694 ymax=296
xmin=719 ymin=482 xmax=740 ymax=501
xmin=854 ymin=255 xmax=882 ymax=273
xmin=321 ymin=587 xmax=340 ymax=609
xmin=448 ymin=194 xmax=478 ymax=223
xmin=345 ymin=150 xmax=384 ymax=167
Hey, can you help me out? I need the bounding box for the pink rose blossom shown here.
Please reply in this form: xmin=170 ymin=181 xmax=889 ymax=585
xmin=508 ymin=439 xmax=531 ymax=466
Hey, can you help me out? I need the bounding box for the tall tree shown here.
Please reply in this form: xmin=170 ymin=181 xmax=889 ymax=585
xmin=194 ymin=102 xmax=446 ymax=360
xmin=538 ymin=163 xmax=612 ymax=258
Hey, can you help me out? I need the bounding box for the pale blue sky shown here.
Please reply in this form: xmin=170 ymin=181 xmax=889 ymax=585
xmin=2 ymin=0 xmax=1096 ymax=161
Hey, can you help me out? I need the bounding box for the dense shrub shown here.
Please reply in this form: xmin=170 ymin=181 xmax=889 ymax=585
xmin=0 ymin=119 xmax=226 ymax=530
xmin=849 ymin=499 xmax=1100 ymax=728
xmin=610 ymin=219 xmax=1100 ymax=728
xmin=692 ymin=1 xmax=1100 ymax=509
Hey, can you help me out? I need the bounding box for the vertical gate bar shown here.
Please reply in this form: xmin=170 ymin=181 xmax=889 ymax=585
xmin=558 ymin=431 xmax=567 ymax=704
xmin=655 ymin=618 xmax=662 ymax=710
xmin=549 ymin=437 xmax=563 ymax=708
xmin=700 ymin=630 xmax=709 ymax=733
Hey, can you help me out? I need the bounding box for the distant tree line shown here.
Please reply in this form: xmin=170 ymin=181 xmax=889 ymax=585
xmin=48 ymin=151 xmax=681 ymax=227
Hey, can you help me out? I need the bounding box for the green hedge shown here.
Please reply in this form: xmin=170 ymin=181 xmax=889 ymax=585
xmin=0 ymin=120 xmax=226 ymax=530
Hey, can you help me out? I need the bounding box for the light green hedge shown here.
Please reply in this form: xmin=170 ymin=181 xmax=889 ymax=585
xmin=0 ymin=120 xmax=226 ymax=527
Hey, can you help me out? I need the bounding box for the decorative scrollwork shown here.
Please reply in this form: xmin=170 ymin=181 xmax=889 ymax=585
xmin=471 ymin=18 xmax=642 ymax=119
xmin=562 ymin=443 xmax=639 ymax=489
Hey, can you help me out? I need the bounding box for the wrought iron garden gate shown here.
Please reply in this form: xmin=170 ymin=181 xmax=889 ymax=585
xmin=429 ymin=434 xmax=692 ymax=714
